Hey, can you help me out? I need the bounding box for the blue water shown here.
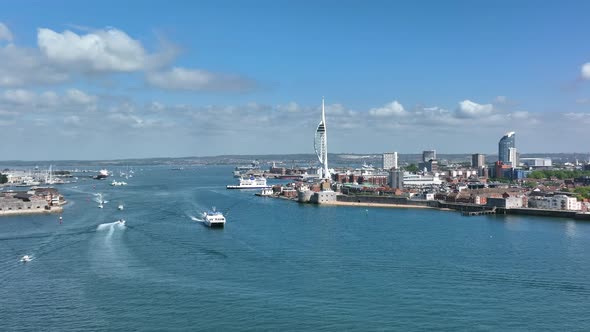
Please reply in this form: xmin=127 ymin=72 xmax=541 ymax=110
xmin=1 ymin=166 xmax=590 ymax=331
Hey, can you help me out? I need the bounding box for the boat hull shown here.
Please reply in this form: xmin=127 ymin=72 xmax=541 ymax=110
xmin=204 ymin=221 xmax=225 ymax=228
xmin=226 ymin=185 xmax=272 ymax=190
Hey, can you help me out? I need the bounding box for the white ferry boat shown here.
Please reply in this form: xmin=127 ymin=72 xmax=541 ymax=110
xmin=226 ymin=176 xmax=271 ymax=190
xmin=202 ymin=209 xmax=226 ymax=228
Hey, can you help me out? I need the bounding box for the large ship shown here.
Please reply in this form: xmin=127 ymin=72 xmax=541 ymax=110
xmin=226 ymin=176 xmax=271 ymax=189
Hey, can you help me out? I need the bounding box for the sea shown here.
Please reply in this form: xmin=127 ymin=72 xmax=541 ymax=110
xmin=1 ymin=165 xmax=590 ymax=331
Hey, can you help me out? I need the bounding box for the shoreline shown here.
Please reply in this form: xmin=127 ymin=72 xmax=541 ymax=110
xmin=322 ymin=201 xmax=435 ymax=209
xmin=0 ymin=206 xmax=63 ymax=217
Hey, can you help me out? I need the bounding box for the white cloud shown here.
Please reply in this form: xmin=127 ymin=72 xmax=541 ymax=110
xmin=369 ymin=101 xmax=406 ymax=117
xmin=1 ymin=89 xmax=36 ymax=105
xmin=63 ymin=115 xmax=81 ymax=125
xmin=0 ymin=22 xmax=13 ymax=42
xmin=494 ymin=96 xmax=507 ymax=104
xmin=65 ymin=89 xmax=97 ymax=105
xmin=146 ymin=67 xmax=255 ymax=92
xmin=0 ymin=88 xmax=97 ymax=112
xmin=582 ymin=63 xmax=590 ymax=80
xmin=38 ymin=27 xmax=147 ymax=72
xmin=510 ymin=111 xmax=530 ymax=120
xmin=0 ymin=44 xmax=69 ymax=87
xmin=455 ymin=100 xmax=494 ymax=118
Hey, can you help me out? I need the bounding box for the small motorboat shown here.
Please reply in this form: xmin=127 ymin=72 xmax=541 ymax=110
xmin=98 ymin=204 xmax=104 ymax=209
xmin=118 ymin=204 xmax=124 ymax=211
xmin=20 ymin=255 xmax=32 ymax=263
xmin=116 ymin=219 xmax=126 ymax=225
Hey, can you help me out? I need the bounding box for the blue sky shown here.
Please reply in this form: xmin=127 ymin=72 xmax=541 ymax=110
xmin=1 ymin=1 xmax=589 ymax=160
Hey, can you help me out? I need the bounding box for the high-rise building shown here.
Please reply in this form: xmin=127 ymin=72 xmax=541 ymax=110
xmin=472 ymin=153 xmax=486 ymax=168
xmin=509 ymin=147 xmax=519 ymax=166
xmin=498 ymin=132 xmax=515 ymax=164
xmin=382 ymin=152 xmax=398 ymax=170
xmin=314 ymin=98 xmax=330 ymax=180
xmin=422 ymin=150 xmax=436 ymax=162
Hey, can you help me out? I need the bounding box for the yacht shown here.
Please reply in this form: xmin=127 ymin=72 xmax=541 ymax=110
xmin=227 ymin=176 xmax=271 ymax=189
xmin=202 ymin=209 xmax=226 ymax=228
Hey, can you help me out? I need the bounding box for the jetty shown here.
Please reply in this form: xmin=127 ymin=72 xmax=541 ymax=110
xmin=462 ymin=207 xmax=496 ymax=216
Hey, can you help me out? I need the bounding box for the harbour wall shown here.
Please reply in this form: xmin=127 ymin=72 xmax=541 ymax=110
xmin=333 ymin=194 xmax=590 ymax=220
xmin=336 ymin=195 xmax=435 ymax=208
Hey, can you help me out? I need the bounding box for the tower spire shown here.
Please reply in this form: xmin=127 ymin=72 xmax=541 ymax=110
xmin=314 ymin=97 xmax=330 ymax=180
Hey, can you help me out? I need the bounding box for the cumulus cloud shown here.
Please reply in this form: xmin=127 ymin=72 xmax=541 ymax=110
xmin=146 ymin=67 xmax=256 ymax=92
xmin=38 ymin=27 xmax=148 ymax=72
xmin=0 ymin=22 xmax=13 ymax=42
xmin=582 ymin=63 xmax=590 ymax=80
xmin=455 ymin=100 xmax=494 ymax=118
xmin=0 ymin=88 xmax=97 ymax=112
xmin=65 ymin=88 xmax=97 ymax=105
xmin=368 ymin=101 xmax=406 ymax=117
xmin=0 ymin=44 xmax=69 ymax=87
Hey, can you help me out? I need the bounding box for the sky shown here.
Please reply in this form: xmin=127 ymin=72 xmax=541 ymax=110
xmin=1 ymin=0 xmax=590 ymax=160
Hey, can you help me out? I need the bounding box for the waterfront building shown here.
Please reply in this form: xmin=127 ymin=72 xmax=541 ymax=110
xmin=498 ymin=131 xmax=515 ymax=164
xmin=422 ymin=150 xmax=436 ymax=162
xmin=314 ymin=98 xmax=330 ymax=180
xmin=528 ymin=195 xmax=581 ymax=211
xmin=382 ymin=152 xmax=398 ymax=170
xmin=472 ymin=153 xmax=486 ymax=168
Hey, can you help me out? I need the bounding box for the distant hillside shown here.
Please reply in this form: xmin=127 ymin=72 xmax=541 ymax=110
xmin=1 ymin=152 xmax=587 ymax=168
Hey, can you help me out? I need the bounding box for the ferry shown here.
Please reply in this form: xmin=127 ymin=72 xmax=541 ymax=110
xmin=202 ymin=209 xmax=226 ymax=228
xmin=227 ymin=176 xmax=271 ymax=189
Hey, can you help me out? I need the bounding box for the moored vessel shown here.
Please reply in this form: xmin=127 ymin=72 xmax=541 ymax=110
xmin=227 ymin=176 xmax=271 ymax=189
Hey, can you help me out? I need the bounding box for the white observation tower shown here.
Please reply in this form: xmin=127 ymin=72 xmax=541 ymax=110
xmin=314 ymin=97 xmax=330 ymax=180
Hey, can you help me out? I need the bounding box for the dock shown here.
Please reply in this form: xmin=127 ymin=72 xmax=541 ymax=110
xmin=462 ymin=207 xmax=497 ymax=216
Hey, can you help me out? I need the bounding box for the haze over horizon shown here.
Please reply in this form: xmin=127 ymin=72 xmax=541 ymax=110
xmin=1 ymin=1 xmax=590 ymax=160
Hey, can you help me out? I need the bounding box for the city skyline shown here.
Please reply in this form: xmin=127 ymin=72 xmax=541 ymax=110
xmin=1 ymin=1 xmax=590 ymax=160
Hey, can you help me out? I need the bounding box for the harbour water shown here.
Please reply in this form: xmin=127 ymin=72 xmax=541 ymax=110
xmin=1 ymin=166 xmax=590 ymax=331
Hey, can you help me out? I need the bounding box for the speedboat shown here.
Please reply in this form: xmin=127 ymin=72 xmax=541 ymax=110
xmin=118 ymin=204 xmax=124 ymax=211
xmin=116 ymin=219 xmax=126 ymax=225
xmin=202 ymin=208 xmax=226 ymax=228
xmin=20 ymin=255 xmax=32 ymax=263
xmin=98 ymin=203 xmax=104 ymax=209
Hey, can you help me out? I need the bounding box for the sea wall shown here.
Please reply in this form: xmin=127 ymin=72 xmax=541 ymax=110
xmin=336 ymin=195 xmax=434 ymax=207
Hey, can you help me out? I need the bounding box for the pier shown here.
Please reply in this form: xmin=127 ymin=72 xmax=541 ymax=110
xmin=461 ymin=207 xmax=496 ymax=216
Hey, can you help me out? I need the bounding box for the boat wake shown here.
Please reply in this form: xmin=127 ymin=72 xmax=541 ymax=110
xmin=189 ymin=215 xmax=204 ymax=222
